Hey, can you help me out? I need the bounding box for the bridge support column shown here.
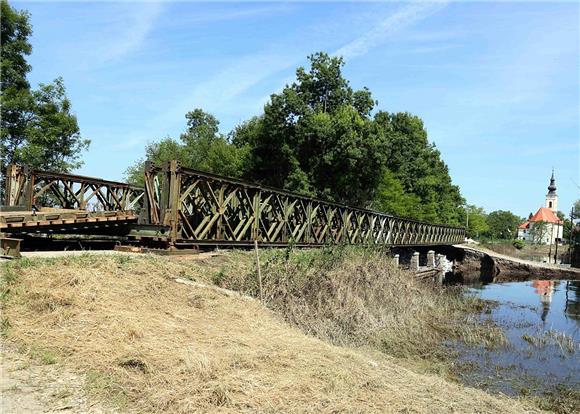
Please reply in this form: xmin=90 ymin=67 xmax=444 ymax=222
xmin=427 ymin=250 xmax=435 ymax=267
xmin=410 ymin=251 xmax=419 ymax=271
xmin=392 ymin=254 xmax=399 ymax=267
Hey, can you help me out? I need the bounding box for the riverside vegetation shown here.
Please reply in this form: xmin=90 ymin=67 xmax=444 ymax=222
xmin=1 ymin=247 xmax=551 ymax=414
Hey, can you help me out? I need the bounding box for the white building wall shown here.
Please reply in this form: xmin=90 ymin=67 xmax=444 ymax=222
xmin=524 ymin=221 xmax=563 ymax=245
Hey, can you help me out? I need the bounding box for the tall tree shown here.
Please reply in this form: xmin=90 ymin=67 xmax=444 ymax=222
xmin=529 ymin=221 xmax=548 ymax=245
xmin=1 ymin=0 xmax=33 ymax=170
xmin=464 ymin=205 xmax=488 ymax=239
xmin=234 ymin=52 xmax=387 ymax=206
xmin=125 ymin=109 xmax=248 ymax=186
xmin=373 ymin=111 xmax=464 ymax=224
xmin=0 ymin=0 xmax=88 ymax=180
xmin=485 ymin=210 xmax=522 ymax=239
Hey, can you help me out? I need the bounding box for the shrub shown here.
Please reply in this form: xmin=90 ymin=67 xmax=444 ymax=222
xmin=512 ymin=239 xmax=525 ymax=250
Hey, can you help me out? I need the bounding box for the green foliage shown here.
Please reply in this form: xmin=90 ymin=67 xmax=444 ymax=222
xmin=0 ymin=1 xmax=88 ymax=187
xmin=485 ymin=210 xmax=522 ymax=240
xmin=556 ymin=211 xmax=573 ymax=241
xmin=463 ymin=205 xmax=489 ymax=239
xmin=573 ymin=200 xmax=580 ymax=219
xmin=234 ymin=53 xmax=385 ymax=205
xmin=372 ymin=169 xmax=421 ymax=218
xmin=512 ymin=239 xmax=525 ymax=250
xmin=232 ymin=52 xmax=464 ymax=223
xmin=529 ymin=221 xmax=548 ymax=245
xmin=373 ymin=111 xmax=464 ymax=224
xmin=128 ymin=52 xmax=464 ymax=225
xmin=125 ymin=108 xmax=249 ymax=185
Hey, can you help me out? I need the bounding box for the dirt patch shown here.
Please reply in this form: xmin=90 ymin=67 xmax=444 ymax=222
xmin=0 ymin=342 xmax=109 ymax=413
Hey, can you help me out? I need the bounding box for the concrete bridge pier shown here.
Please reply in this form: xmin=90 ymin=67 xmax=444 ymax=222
xmin=410 ymin=252 xmax=420 ymax=271
xmin=392 ymin=254 xmax=399 ymax=267
xmin=427 ymin=250 xmax=435 ymax=267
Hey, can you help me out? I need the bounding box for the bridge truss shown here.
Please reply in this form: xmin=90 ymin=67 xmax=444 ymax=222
xmin=142 ymin=161 xmax=464 ymax=247
xmin=2 ymin=162 xmax=465 ymax=247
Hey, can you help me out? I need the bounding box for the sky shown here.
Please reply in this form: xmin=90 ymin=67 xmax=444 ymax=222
xmin=14 ymin=0 xmax=580 ymax=218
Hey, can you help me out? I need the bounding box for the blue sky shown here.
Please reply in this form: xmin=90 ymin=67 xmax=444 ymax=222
xmin=15 ymin=1 xmax=580 ymax=218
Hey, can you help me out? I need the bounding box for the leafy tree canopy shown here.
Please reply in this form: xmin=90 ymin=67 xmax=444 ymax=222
xmin=463 ymin=205 xmax=489 ymax=239
xmin=131 ymin=52 xmax=465 ymax=225
xmin=485 ymin=210 xmax=523 ymax=240
xmin=125 ymin=109 xmax=248 ymax=186
xmin=0 ymin=0 xmax=88 ymax=179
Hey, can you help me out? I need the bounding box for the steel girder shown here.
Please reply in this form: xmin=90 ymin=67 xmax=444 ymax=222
xmin=144 ymin=161 xmax=465 ymax=246
xmin=4 ymin=164 xmax=145 ymax=212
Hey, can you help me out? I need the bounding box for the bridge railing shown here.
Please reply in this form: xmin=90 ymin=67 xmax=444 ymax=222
xmin=4 ymin=164 xmax=145 ymax=212
xmin=145 ymin=160 xmax=465 ymax=246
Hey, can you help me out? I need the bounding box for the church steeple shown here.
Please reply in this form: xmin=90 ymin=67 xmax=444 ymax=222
xmin=547 ymin=169 xmax=556 ymax=194
xmin=545 ymin=170 xmax=558 ymax=211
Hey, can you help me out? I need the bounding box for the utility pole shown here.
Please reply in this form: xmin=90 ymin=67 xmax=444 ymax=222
xmin=548 ymin=223 xmax=554 ymax=263
xmin=568 ymin=207 xmax=574 ymax=264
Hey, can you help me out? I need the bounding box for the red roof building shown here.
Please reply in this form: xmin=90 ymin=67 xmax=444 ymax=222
xmin=516 ymin=172 xmax=563 ymax=245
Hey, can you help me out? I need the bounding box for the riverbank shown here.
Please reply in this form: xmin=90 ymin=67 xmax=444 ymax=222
xmin=453 ymin=244 xmax=580 ymax=282
xmin=1 ymin=249 xmax=540 ymax=413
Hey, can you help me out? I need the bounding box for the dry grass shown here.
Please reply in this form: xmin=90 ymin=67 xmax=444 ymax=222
xmin=212 ymin=247 xmax=506 ymax=362
xmin=1 ymin=252 xmax=540 ymax=413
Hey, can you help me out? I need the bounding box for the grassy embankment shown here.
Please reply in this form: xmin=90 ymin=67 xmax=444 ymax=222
xmin=1 ymin=248 xmax=541 ymax=413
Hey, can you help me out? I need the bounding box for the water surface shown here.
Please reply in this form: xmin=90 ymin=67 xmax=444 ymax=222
xmin=456 ymin=280 xmax=579 ymax=395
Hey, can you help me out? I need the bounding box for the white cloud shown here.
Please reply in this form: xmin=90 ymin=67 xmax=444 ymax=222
xmin=97 ymin=2 xmax=163 ymax=63
xmin=334 ymin=1 xmax=448 ymax=59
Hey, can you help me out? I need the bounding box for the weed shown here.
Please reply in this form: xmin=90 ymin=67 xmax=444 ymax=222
xmin=29 ymin=347 xmax=58 ymax=365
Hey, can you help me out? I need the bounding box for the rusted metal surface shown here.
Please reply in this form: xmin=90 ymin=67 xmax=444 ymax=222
xmin=143 ymin=161 xmax=465 ymax=247
xmin=2 ymin=162 xmax=465 ymax=247
xmin=4 ymin=165 xmax=144 ymax=212
xmin=0 ymin=209 xmax=138 ymax=234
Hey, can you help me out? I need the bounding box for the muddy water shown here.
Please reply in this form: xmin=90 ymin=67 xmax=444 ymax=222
xmin=455 ymin=280 xmax=579 ymax=396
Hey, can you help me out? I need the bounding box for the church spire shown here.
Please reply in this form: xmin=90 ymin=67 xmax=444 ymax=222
xmin=545 ymin=170 xmax=558 ymax=211
xmin=548 ymin=169 xmax=556 ymax=194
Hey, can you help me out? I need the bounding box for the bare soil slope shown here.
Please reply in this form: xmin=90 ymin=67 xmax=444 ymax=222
xmin=1 ymin=253 xmax=542 ymax=413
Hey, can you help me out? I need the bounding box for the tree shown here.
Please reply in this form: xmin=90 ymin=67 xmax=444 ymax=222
xmin=0 ymin=1 xmax=88 ymax=184
xmin=234 ymin=52 xmax=386 ymax=206
xmin=126 ymin=109 xmax=248 ymax=185
xmin=485 ymin=210 xmax=522 ymax=239
xmin=373 ymin=111 xmax=464 ymax=224
xmin=233 ymin=52 xmax=464 ymax=223
xmin=372 ymin=169 xmax=421 ymax=218
xmin=1 ymin=0 xmax=33 ymax=171
xmin=131 ymin=52 xmax=465 ymax=226
xmin=573 ymin=199 xmax=580 ymax=220
xmin=529 ymin=221 xmax=548 ymax=245
xmin=557 ymin=210 xmax=573 ymax=241
xmin=464 ymin=205 xmax=488 ymax=239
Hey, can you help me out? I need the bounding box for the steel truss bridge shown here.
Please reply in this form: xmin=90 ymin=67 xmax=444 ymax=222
xmin=1 ymin=161 xmax=465 ymax=248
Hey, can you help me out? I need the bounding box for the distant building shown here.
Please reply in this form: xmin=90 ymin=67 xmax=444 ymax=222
xmin=517 ymin=171 xmax=563 ymax=245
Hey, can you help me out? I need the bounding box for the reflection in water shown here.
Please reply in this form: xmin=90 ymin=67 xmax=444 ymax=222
xmin=565 ymin=281 xmax=580 ymax=322
xmin=457 ymin=280 xmax=580 ymax=397
xmin=532 ymin=280 xmax=555 ymax=323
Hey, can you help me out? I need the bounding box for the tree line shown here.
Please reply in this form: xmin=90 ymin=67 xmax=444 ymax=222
xmin=125 ymin=52 xmax=465 ymax=225
xmin=465 ymin=204 xmax=578 ymax=243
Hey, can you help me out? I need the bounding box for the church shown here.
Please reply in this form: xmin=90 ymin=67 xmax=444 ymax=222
xmin=517 ymin=172 xmax=564 ymax=245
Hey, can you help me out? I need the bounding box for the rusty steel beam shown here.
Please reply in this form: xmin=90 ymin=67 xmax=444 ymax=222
xmin=4 ymin=165 xmax=145 ymax=212
xmin=144 ymin=161 xmax=465 ymax=247
xmin=3 ymin=163 xmax=465 ymax=247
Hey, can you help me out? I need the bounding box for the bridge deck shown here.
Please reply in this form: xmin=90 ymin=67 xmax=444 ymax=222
xmin=0 ymin=209 xmax=138 ymax=234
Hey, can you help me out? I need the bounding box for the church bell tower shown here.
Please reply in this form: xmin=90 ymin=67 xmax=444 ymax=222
xmin=545 ymin=170 xmax=558 ymax=212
